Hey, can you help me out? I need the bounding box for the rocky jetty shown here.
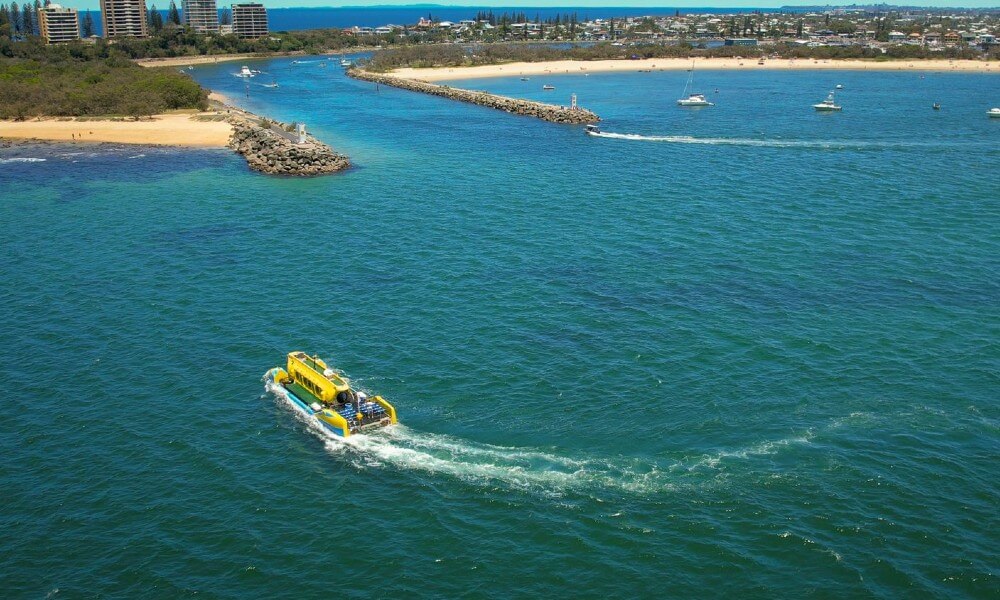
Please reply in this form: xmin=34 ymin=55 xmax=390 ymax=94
xmin=348 ymin=69 xmax=600 ymax=125
xmin=227 ymin=117 xmax=350 ymax=176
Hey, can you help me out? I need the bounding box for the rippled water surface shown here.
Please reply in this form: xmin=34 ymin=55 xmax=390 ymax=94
xmin=2 ymin=59 xmax=998 ymax=597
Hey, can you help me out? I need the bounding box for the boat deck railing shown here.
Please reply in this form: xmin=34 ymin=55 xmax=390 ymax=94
xmin=334 ymin=401 xmax=390 ymax=429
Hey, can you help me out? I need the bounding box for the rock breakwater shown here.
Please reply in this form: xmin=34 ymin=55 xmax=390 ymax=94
xmin=348 ymin=69 xmax=600 ymax=124
xmin=227 ymin=117 xmax=350 ymax=176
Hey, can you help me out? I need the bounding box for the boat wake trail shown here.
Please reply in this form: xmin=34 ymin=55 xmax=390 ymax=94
xmin=0 ymin=157 xmax=47 ymax=164
xmin=588 ymin=131 xmax=932 ymax=150
xmin=266 ymin=380 xmax=820 ymax=496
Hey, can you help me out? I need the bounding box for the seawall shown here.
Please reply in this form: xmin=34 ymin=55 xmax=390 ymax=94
xmin=347 ymin=69 xmax=600 ymax=125
xmin=223 ymin=111 xmax=350 ymax=176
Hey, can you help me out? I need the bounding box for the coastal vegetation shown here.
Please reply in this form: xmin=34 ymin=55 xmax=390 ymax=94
xmin=0 ymin=39 xmax=207 ymax=119
xmin=86 ymin=26 xmax=370 ymax=59
xmin=363 ymin=41 xmax=987 ymax=72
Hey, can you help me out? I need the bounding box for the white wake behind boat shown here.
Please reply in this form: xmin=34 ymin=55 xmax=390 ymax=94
xmin=814 ymin=91 xmax=842 ymax=111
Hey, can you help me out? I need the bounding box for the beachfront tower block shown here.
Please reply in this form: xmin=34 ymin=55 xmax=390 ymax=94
xmin=183 ymin=0 xmax=219 ymax=33
xmin=38 ymin=4 xmax=81 ymax=43
xmin=232 ymin=3 xmax=268 ymax=39
xmin=100 ymin=0 xmax=148 ymax=37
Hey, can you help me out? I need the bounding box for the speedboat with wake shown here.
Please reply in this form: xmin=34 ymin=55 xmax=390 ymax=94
xmin=585 ymin=124 xmax=602 ymax=135
xmin=265 ymin=352 xmax=397 ymax=437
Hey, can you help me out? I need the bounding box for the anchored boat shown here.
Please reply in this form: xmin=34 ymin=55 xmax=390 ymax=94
xmin=813 ymin=91 xmax=842 ymax=112
xmin=266 ymin=352 xmax=397 ymax=437
xmin=677 ymin=61 xmax=714 ymax=107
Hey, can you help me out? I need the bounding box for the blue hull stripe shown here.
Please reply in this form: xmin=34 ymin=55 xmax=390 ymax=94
xmin=283 ymin=386 xmax=345 ymax=437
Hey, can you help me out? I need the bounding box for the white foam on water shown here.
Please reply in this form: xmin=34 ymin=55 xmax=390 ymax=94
xmin=264 ymin=377 xmax=829 ymax=496
xmin=264 ymin=377 xmax=672 ymax=494
xmin=588 ymin=131 xmax=930 ymax=150
xmin=683 ymin=431 xmax=816 ymax=470
xmin=0 ymin=157 xmax=47 ymax=164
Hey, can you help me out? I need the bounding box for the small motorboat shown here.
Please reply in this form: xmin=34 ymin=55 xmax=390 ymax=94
xmin=813 ymin=91 xmax=842 ymax=111
xmin=542 ymin=85 xmax=555 ymax=90
xmin=340 ymin=59 xmax=352 ymax=67
xmin=585 ymin=124 xmax=601 ymax=135
xmin=520 ymin=77 xmax=529 ymax=81
xmin=988 ymin=108 xmax=1000 ymax=118
xmin=932 ymin=103 xmax=941 ymax=110
xmin=238 ymin=65 xmax=255 ymax=78
xmin=835 ymin=84 xmax=843 ymax=89
xmin=262 ymin=81 xmax=279 ymax=89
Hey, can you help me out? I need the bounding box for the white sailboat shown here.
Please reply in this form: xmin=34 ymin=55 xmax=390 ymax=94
xmin=677 ymin=62 xmax=714 ymax=107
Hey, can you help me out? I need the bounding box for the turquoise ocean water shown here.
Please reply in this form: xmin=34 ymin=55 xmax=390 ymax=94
xmin=2 ymin=58 xmax=998 ymax=597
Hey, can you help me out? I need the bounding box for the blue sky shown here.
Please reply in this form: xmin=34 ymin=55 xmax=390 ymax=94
xmin=70 ymin=1 xmax=1000 ymax=14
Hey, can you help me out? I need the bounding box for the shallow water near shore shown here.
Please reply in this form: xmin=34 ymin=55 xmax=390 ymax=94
xmin=2 ymin=58 xmax=998 ymax=597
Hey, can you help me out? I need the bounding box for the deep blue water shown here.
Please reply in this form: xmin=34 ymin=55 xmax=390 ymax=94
xmin=1 ymin=59 xmax=998 ymax=597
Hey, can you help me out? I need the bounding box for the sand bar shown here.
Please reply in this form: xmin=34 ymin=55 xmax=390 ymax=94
xmin=0 ymin=113 xmax=233 ymax=146
xmin=391 ymin=57 xmax=998 ymax=82
xmin=135 ymin=53 xmax=271 ymax=68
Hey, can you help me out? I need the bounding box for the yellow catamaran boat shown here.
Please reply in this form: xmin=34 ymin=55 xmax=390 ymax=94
xmin=265 ymin=352 xmax=397 ymax=437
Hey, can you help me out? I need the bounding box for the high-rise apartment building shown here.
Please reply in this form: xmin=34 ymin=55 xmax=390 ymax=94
xmin=38 ymin=4 xmax=81 ymax=43
xmin=231 ymin=3 xmax=267 ymax=39
xmin=100 ymin=0 xmax=148 ymax=37
xmin=183 ymin=0 xmax=219 ymax=33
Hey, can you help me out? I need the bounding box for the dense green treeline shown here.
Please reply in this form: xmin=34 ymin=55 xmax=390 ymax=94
xmin=0 ymin=25 xmax=376 ymax=59
xmin=364 ymin=41 xmax=988 ymax=71
xmin=0 ymin=39 xmax=207 ymax=119
xmin=99 ymin=27 xmax=373 ymax=59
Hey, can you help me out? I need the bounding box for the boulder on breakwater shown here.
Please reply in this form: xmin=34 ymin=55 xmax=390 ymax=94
xmin=227 ymin=117 xmax=350 ymax=176
xmin=348 ymin=69 xmax=600 ymax=125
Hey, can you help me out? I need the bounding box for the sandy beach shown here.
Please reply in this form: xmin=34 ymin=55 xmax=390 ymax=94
xmin=0 ymin=112 xmax=233 ymax=146
xmin=134 ymin=53 xmax=271 ymax=68
xmin=390 ymin=57 xmax=998 ymax=82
